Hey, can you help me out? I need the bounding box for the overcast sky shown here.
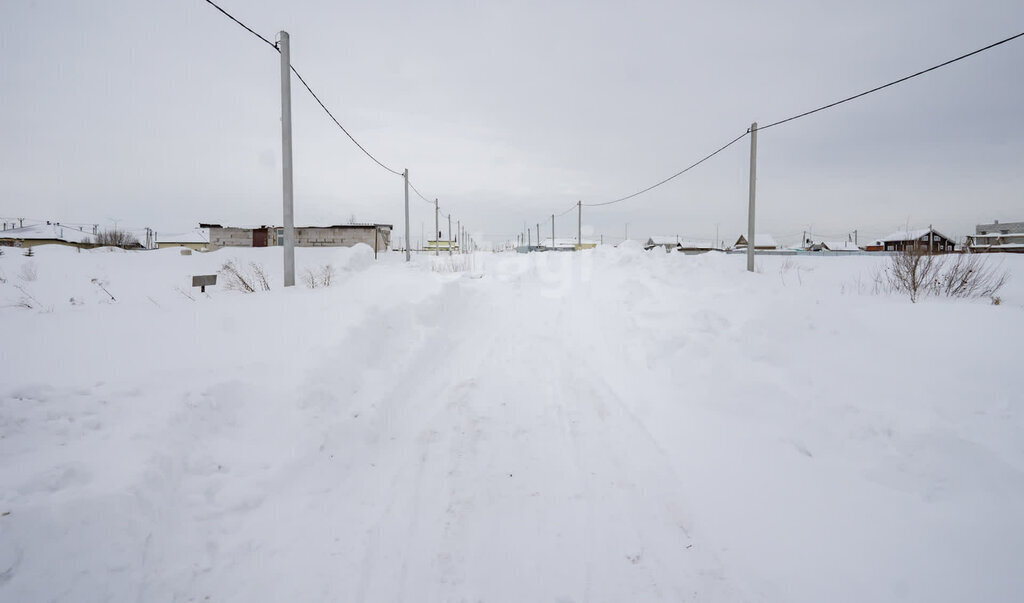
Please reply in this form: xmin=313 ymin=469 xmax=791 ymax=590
xmin=2 ymin=0 xmax=1022 ymax=246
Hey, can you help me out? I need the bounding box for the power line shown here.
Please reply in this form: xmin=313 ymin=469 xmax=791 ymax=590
xmin=760 ymin=31 xmax=1024 ymax=131
xmin=204 ymin=0 xmax=403 ymax=177
xmin=556 ymin=203 xmax=577 ymax=217
xmin=288 ymin=66 xmax=403 ymax=176
xmin=585 ymin=131 xmax=749 ymax=207
xmin=407 ymin=179 xmax=436 ymax=205
xmin=203 ymin=0 xmax=276 ymax=49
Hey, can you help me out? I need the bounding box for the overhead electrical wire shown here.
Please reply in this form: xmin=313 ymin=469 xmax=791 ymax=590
xmin=576 ymin=30 xmax=1023 ymax=214
xmin=759 ymin=31 xmax=1024 ymax=131
xmin=407 ymin=180 xmax=436 ymax=205
xmin=204 ymin=0 xmax=403 ymax=177
xmin=203 ymin=0 xmax=276 ymax=49
xmin=585 ymin=131 xmax=749 ymax=208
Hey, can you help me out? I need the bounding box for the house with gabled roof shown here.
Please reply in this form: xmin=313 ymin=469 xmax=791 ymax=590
xmin=875 ymin=228 xmax=955 ymax=253
xmin=0 ymin=223 xmax=97 ymax=249
xmin=733 ymin=234 xmax=778 ymax=250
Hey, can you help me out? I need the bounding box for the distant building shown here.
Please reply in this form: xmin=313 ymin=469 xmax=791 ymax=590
xmin=874 ymin=228 xmax=955 ymax=253
xmin=0 ymin=223 xmax=97 ymax=249
xmin=538 ymin=237 xmax=599 ymax=251
xmin=645 ymin=236 xmax=680 ymax=252
xmin=156 ymin=229 xmax=210 ymax=251
xmin=821 ymin=241 xmax=861 ymax=252
xmin=732 ymin=234 xmax=778 ymax=250
xmin=644 ymin=237 xmax=718 ymax=254
xmin=425 ymin=239 xmax=458 ymax=252
xmin=965 ymin=220 xmax=1024 ymax=253
xmin=200 ymin=223 xmax=392 ymax=251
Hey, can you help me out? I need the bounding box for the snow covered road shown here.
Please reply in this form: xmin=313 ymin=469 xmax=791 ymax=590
xmin=2 ymin=245 xmax=1023 ymax=601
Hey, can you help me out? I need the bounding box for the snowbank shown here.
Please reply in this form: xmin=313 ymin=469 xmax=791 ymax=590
xmin=1 ymin=246 xmax=1022 ymax=601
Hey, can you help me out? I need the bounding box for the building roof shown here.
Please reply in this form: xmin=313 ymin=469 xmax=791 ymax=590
xmin=646 ymin=236 xmax=679 ymax=246
xmin=976 ymin=221 xmax=1024 ymax=235
xmin=540 ymin=237 xmax=600 ymax=248
xmin=879 ymin=228 xmax=953 ymax=243
xmin=734 ymin=234 xmax=778 ymax=248
xmin=157 ymin=228 xmax=209 ymax=244
xmin=822 ymin=241 xmax=861 ymax=252
xmin=199 ymin=223 xmax=392 ymax=230
xmin=0 ymin=223 xmax=96 ymax=244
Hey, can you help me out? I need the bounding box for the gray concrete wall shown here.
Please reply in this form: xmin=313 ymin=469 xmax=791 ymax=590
xmin=208 ymin=226 xmax=392 ymax=249
xmin=209 ymin=227 xmax=259 ymax=248
xmin=276 ymin=227 xmax=391 ymax=249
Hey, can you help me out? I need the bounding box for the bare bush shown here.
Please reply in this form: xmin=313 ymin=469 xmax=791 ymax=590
xmin=885 ymin=247 xmax=941 ymax=302
xmin=936 ymin=253 xmax=1008 ymax=299
xmin=883 ymin=248 xmax=1008 ymax=303
xmin=303 ymin=264 xmax=335 ymax=289
xmin=90 ymin=278 xmax=116 ymax=301
xmin=219 ymin=259 xmax=271 ymax=293
xmin=12 ymin=284 xmax=43 ymax=309
xmin=95 ymin=229 xmax=139 ymax=248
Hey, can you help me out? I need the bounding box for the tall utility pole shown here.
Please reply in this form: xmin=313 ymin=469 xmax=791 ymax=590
xmin=279 ymin=31 xmax=296 ymax=286
xmin=577 ymin=201 xmax=582 ymax=251
xmin=403 ymin=169 xmax=410 ymax=261
xmin=746 ymin=122 xmax=758 ymax=273
xmin=457 ymin=219 xmax=461 ymax=253
xmin=434 ymin=199 xmax=439 ymax=256
xmin=551 ymin=214 xmax=555 ymax=250
xmin=447 ymin=214 xmax=452 ymax=256
xmin=536 ymin=224 xmax=540 ymax=249
xmin=625 ymin=223 xmax=629 ymax=242
xmin=527 ymin=227 xmax=531 ymax=249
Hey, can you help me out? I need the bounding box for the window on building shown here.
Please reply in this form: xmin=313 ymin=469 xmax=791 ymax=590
xmin=277 ymin=229 xmax=284 ymax=246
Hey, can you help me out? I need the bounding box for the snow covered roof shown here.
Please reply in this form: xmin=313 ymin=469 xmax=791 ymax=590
xmin=822 ymin=241 xmax=861 ymax=252
xmin=540 ymin=237 xmax=600 ymax=248
xmin=0 ymin=223 xmax=96 ymax=244
xmin=976 ymin=221 xmax=1024 ymax=235
xmin=646 ymin=236 xmax=679 ymax=246
xmin=157 ymin=228 xmax=209 ymax=244
xmin=678 ymin=240 xmax=716 ymax=249
xmin=880 ymin=228 xmax=952 ymax=242
xmin=734 ymin=234 xmax=778 ymax=248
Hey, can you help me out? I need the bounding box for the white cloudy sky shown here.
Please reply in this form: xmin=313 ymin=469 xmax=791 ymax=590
xmin=1 ymin=0 xmax=1022 ymax=246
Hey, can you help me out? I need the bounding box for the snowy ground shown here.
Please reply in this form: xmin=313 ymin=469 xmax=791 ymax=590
xmin=1 ymin=244 xmax=1022 ymax=602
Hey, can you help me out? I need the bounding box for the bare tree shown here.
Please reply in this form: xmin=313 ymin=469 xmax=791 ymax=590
xmin=95 ymin=229 xmax=139 ymax=248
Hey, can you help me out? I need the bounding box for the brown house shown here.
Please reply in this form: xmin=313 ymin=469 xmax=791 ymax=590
xmin=875 ymin=228 xmax=956 ymax=253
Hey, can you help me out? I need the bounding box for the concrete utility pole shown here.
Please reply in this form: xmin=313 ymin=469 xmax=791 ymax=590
xmin=434 ymin=199 xmax=439 ymax=256
xmin=447 ymin=214 xmax=452 ymax=256
xmin=536 ymin=224 xmax=540 ymax=249
xmin=746 ymin=122 xmax=758 ymax=273
xmin=403 ymin=169 xmax=410 ymax=261
xmin=551 ymin=214 xmax=555 ymax=250
xmin=577 ymin=201 xmax=582 ymax=250
xmin=279 ymin=31 xmax=296 ymax=286
xmin=457 ymin=220 xmax=461 ymax=253
xmin=527 ymin=227 xmax=531 ymax=250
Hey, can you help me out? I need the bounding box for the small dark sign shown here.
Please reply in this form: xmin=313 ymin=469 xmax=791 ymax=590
xmin=192 ymin=274 xmax=217 ymax=292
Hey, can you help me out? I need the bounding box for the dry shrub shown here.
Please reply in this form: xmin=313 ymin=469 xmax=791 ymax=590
xmin=882 ymin=247 xmax=1008 ymax=303
xmin=303 ymin=264 xmax=335 ymax=289
xmin=219 ymin=259 xmax=271 ymax=292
